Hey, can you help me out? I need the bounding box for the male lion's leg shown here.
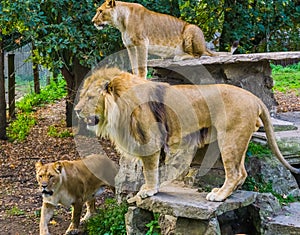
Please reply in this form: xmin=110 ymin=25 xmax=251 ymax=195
xmin=128 ymin=153 xmax=160 ymax=203
xmin=81 ymin=199 xmax=96 ymax=222
xmin=40 ymin=202 xmax=55 ymax=235
xmin=206 ymin=134 xmax=250 ymax=202
xmin=65 ymin=202 xmax=83 ymax=234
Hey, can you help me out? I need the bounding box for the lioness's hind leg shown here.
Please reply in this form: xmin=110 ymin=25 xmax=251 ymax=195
xmin=65 ymin=202 xmax=83 ymax=234
xmin=81 ymin=199 xmax=96 ymax=222
xmin=206 ymin=134 xmax=250 ymax=202
xmin=182 ymin=24 xmax=207 ymax=57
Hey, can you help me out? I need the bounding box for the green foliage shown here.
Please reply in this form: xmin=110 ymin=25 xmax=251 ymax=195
xmin=246 ymin=142 xmax=272 ymax=159
xmin=86 ymin=198 xmax=128 ymax=235
xmin=179 ymin=0 xmax=299 ymax=52
xmin=271 ymin=62 xmax=300 ymax=93
xmin=16 ymin=76 xmax=66 ymax=113
xmin=6 ymin=206 xmax=25 ymax=216
xmin=180 ymin=0 xmax=224 ymax=41
xmin=243 ymin=176 xmax=300 ymax=205
xmin=146 ymin=213 xmax=161 ymax=235
xmin=7 ymin=76 xmax=66 ymax=141
xmin=7 ymin=113 xmax=36 ymax=142
xmin=47 ymin=125 xmax=73 ymax=138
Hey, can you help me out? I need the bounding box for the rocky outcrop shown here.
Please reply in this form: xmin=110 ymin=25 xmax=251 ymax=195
xmin=148 ymin=52 xmax=300 ymax=110
xmin=126 ymin=184 xmax=300 ymax=235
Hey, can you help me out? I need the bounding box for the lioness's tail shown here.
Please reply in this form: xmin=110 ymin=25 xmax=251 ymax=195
xmin=260 ymin=103 xmax=300 ymax=174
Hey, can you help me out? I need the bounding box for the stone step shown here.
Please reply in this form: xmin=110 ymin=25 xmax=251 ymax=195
xmin=136 ymin=183 xmax=257 ymax=220
xmin=252 ymin=116 xmax=300 ymax=164
xmin=265 ymin=202 xmax=300 ymax=235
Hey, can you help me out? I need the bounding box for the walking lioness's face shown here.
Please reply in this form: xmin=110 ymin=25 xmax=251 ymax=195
xmin=92 ymin=0 xmax=116 ymax=30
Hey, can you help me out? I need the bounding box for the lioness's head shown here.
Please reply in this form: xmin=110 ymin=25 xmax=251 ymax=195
xmin=35 ymin=161 xmax=63 ymax=197
xmin=92 ymin=0 xmax=116 ymax=30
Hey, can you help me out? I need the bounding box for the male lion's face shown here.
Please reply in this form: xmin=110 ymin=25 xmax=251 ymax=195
xmin=35 ymin=162 xmax=62 ymax=197
xmin=92 ymin=0 xmax=116 ymax=30
xmin=74 ymin=76 xmax=108 ymax=135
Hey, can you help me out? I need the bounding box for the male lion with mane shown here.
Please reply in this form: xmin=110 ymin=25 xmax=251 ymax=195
xmin=36 ymin=154 xmax=118 ymax=235
xmin=75 ymin=68 xmax=300 ymax=203
xmin=92 ymin=0 xmax=237 ymax=78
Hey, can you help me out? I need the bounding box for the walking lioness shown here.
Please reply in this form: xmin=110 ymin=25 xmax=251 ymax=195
xmin=92 ymin=0 xmax=236 ymax=78
xmin=36 ymin=154 xmax=118 ymax=235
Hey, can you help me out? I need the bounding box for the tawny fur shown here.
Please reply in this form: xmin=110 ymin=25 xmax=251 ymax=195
xmin=92 ymin=0 xmax=221 ymax=78
xmin=35 ymin=154 xmax=118 ymax=235
xmin=75 ymin=68 xmax=300 ymax=203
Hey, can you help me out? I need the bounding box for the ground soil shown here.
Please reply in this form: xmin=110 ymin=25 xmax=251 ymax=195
xmin=0 ymin=91 xmax=299 ymax=235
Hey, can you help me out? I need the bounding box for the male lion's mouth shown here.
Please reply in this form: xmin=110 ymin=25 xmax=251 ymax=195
xmin=87 ymin=116 xmax=100 ymax=126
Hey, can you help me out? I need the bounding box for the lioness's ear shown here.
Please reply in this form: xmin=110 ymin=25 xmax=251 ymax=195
xmin=106 ymin=0 xmax=116 ymax=7
xmin=54 ymin=162 xmax=63 ymax=174
xmin=35 ymin=161 xmax=43 ymax=170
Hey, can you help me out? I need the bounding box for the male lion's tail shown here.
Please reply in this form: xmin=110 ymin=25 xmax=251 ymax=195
xmin=260 ymin=103 xmax=300 ymax=174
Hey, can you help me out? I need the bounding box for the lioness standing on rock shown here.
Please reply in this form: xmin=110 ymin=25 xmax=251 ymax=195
xmin=92 ymin=0 xmax=236 ymax=78
xmin=35 ymin=154 xmax=118 ymax=235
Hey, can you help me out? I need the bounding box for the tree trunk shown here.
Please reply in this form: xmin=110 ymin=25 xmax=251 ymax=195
xmin=61 ymin=57 xmax=89 ymax=127
xmin=32 ymin=43 xmax=40 ymax=94
xmin=8 ymin=54 xmax=15 ymax=119
xmin=0 ymin=38 xmax=7 ymax=140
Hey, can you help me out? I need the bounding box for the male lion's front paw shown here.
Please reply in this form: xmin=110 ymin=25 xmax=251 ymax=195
xmin=206 ymin=188 xmax=227 ymax=202
xmin=127 ymin=185 xmax=158 ymax=204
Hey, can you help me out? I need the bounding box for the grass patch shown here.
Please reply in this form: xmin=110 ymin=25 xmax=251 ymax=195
xmin=86 ymin=198 xmax=128 ymax=235
xmin=271 ymin=62 xmax=300 ymax=93
xmin=246 ymin=142 xmax=272 ymax=159
xmin=6 ymin=206 xmax=25 ymax=216
xmin=7 ymin=76 xmax=66 ymax=142
xmin=86 ymin=198 xmax=161 ymax=235
xmin=47 ymin=125 xmax=73 ymax=138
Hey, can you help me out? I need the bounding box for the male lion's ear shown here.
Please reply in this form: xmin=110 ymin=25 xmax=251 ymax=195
xmin=54 ymin=162 xmax=63 ymax=174
xmin=104 ymin=81 xmax=113 ymax=93
xmin=106 ymin=0 xmax=116 ymax=7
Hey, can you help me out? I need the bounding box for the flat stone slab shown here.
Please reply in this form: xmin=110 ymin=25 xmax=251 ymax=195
xmin=148 ymin=52 xmax=300 ymax=67
xmin=266 ymin=202 xmax=300 ymax=235
xmin=136 ymin=184 xmax=257 ymax=220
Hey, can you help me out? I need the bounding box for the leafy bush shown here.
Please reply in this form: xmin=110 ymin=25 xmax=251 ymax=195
xmin=86 ymin=198 xmax=128 ymax=235
xmin=145 ymin=213 xmax=160 ymax=235
xmin=7 ymin=76 xmax=67 ymax=141
xmin=7 ymin=113 xmax=36 ymax=141
xmin=243 ymin=176 xmax=300 ymax=205
xmin=47 ymin=125 xmax=73 ymax=138
xmin=246 ymin=142 xmax=272 ymax=159
xmin=16 ymin=76 xmax=67 ymax=113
